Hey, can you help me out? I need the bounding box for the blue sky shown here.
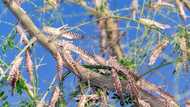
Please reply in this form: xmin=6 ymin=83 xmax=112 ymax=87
xmin=1 ymin=0 xmax=190 ymax=106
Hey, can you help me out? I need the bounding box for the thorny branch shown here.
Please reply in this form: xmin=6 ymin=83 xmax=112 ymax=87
xmin=3 ymin=0 xmax=180 ymax=107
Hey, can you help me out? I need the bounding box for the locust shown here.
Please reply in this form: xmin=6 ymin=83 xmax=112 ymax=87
xmin=42 ymin=25 xmax=82 ymax=43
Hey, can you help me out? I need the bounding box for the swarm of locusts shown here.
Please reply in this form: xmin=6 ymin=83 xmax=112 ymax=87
xmin=6 ymin=0 xmax=190 ymax=106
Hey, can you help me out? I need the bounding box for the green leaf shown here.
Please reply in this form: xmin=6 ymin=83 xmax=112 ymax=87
xmin=118 ymin=58 xmax=136 ymax=70
xmin=7 ymin=37 xmax=14 ymax=49
xmin=70 ymin=90 xmax=79 ymax=99
xmin=57 ymin=96 xmax=67 ymax=107
xmin=0 ymin=91 xmax=4 ymax=98
xmin=0 ymin=91 xmax=7 ymax=101
xmin=1 ymin=44 xmax=7 ymax=54
xmin=0 ymin=59 xmax=9 ymax=68
xmin=19 ymin=100 xmax=34 ymax=107
xmin=3 ymin=101 xmax=9 ymax=107
xmin=16 ymin=79 xmax=28 ymax=95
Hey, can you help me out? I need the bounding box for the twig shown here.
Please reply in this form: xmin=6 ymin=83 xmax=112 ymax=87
xmin=40 ymin=74 xmax=57 ymax=103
